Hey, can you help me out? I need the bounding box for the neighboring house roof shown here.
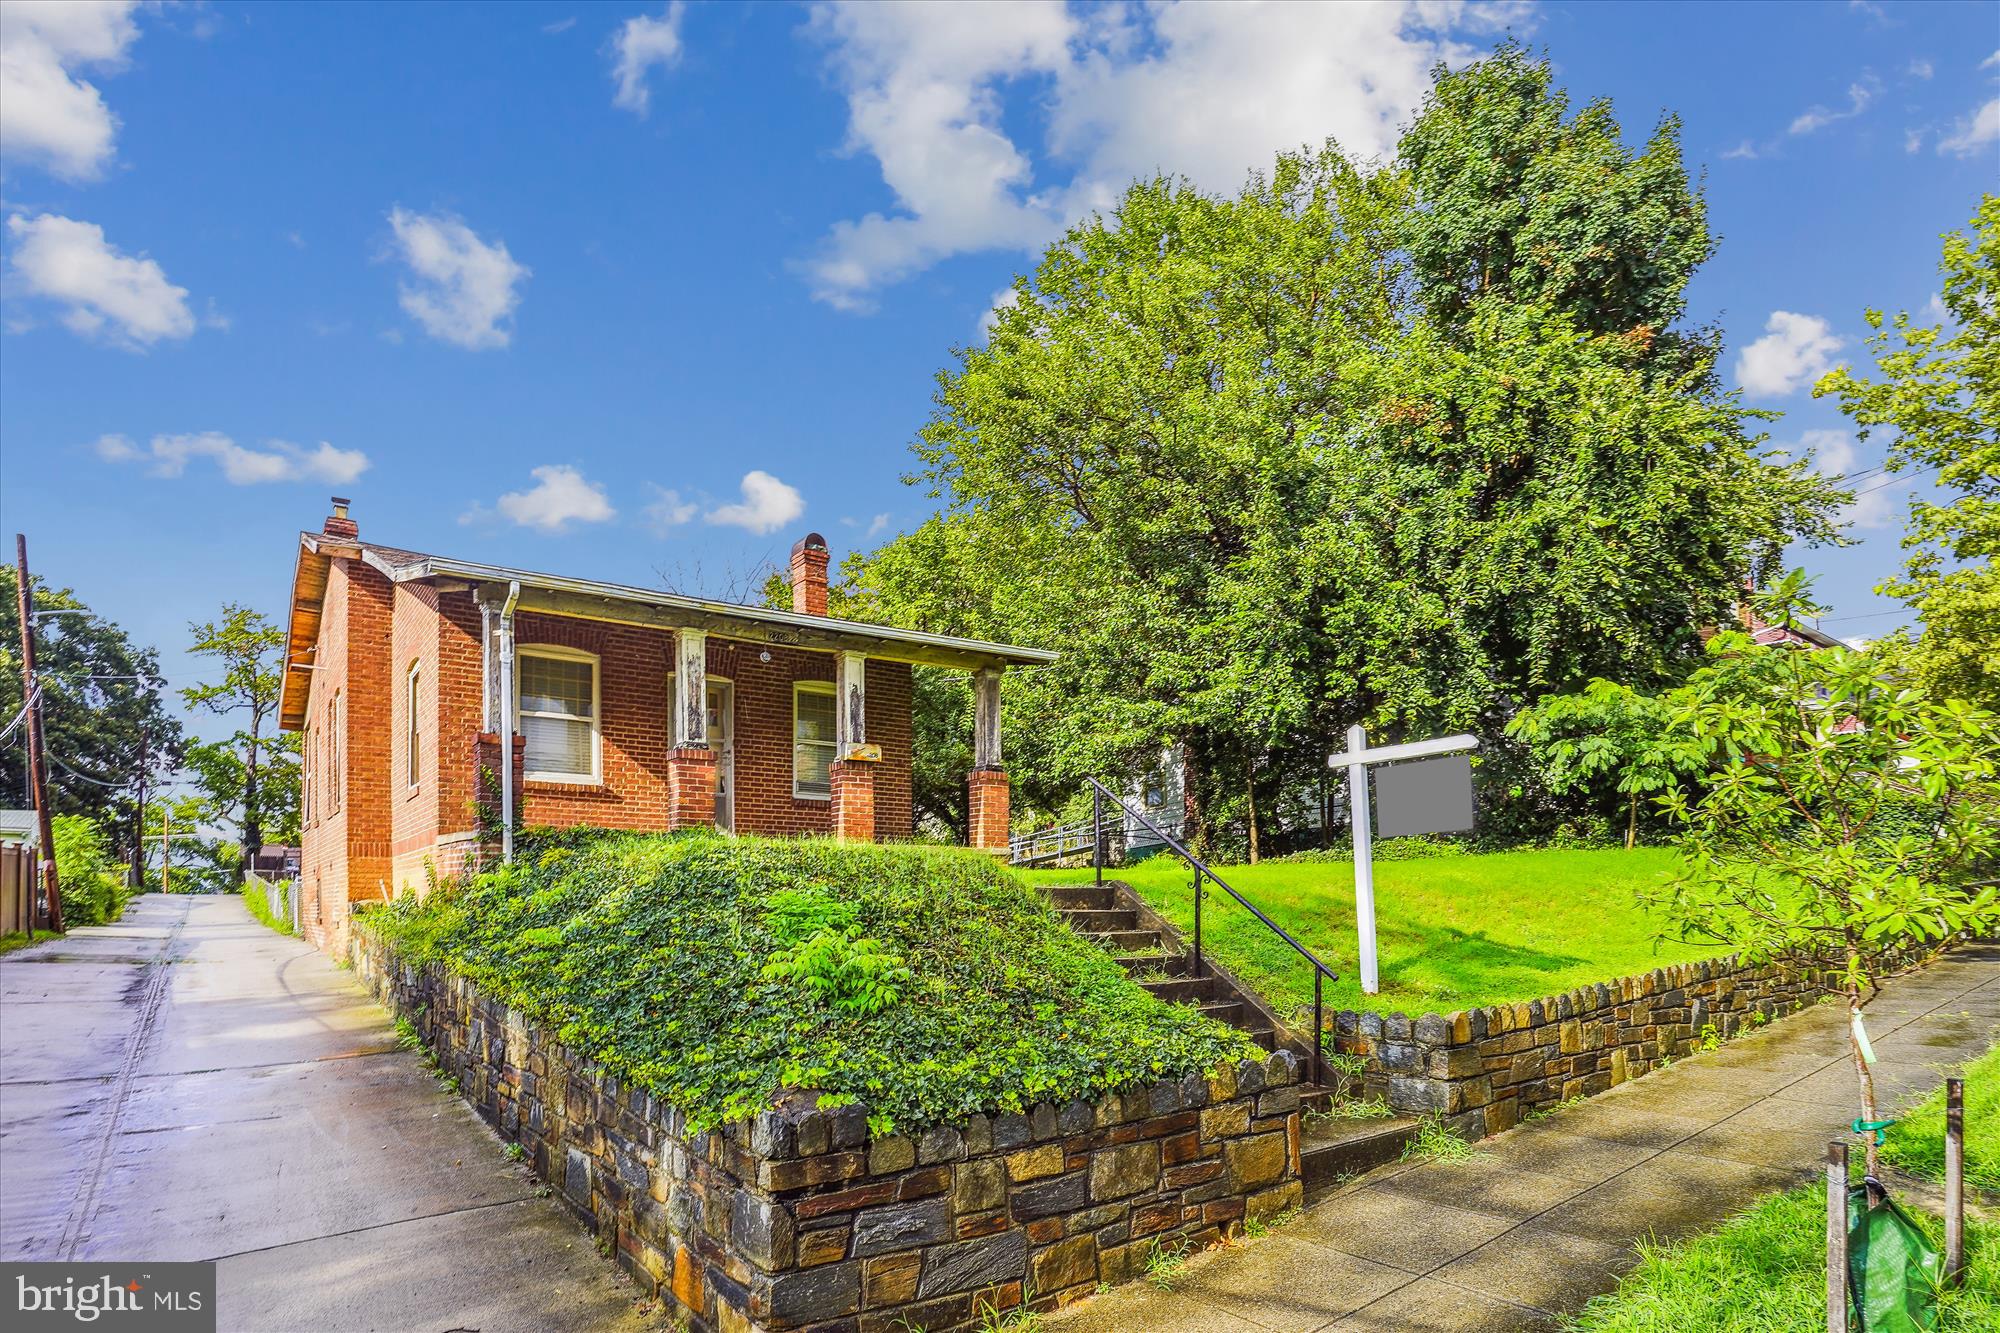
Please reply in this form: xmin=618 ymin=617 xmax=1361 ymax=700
xmin=280 ymin=532 xmax=1056 ymax=731
xmin=0 ymin=810 xmax=38 ymax=847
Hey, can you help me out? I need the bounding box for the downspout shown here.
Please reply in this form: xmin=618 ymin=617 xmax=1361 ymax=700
xmin=497 ymin=581 xmax=520 ymax=865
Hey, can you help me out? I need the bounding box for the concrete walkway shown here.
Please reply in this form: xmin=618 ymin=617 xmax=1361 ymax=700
xmin=0 ymin=894 xmax=664 ymax=1333
xmin=1054 ymin=943 xmax=2000 ymax=1333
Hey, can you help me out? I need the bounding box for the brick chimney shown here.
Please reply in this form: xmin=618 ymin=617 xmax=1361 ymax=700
xmin=323 ymin=496 xmax=358 ymax=540
xmin=790 ymin=532 xmax=829 ymax=616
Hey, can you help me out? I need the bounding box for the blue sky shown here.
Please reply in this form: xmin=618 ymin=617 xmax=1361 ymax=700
xmin=2 ymin=0 xmax=1996 ymax=740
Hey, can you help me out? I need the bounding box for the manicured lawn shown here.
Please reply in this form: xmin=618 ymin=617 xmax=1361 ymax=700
xmin=1565 ymin=1180 xmax=1999 ymax=1330
xmin=1037 ymin=847 xmax=1723 ymax=1019
xmin=1886 ymin=1039 xmax=2000 ymax=1191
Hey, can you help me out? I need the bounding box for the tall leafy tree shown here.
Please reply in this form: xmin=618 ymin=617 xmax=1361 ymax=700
xmin=1400 ymin=40 xmax=1716 ymax=370
xmin=181 ymin=606 xmax=298 ymax=866
xmin=1817 ymin=195 xmax=1999 ymax=709
xmin=847 ymin=129 xmax=1840 ymax=847
xmin=0 ymin=568 xmax=181 ymax=866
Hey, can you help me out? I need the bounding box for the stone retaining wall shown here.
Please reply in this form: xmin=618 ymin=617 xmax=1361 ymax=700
xmin=351 ymin=926 xmax=1304 ymax=1332
xmin=1326 ymin=953 xmax=1855 ymax=1140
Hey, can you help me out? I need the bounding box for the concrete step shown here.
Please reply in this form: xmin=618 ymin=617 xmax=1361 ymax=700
xmin=1062 ymin=907 xmax=1139 ymax=933
xmin=1196 ymin=1000 xmax=1246 ymax=1024
xmin=1115 ymin=953 xmax=1189 ymax=976
xmin=1139 ymin=976 xmax=1222 ymax=1004
xmin=1087 ymin=929 xmax=1164 ymax=953
xmin=1043 ymin=884 xmax=1117 ymax=911
xmin=1300 ymin=1115 xmax=1422 ymax=1196
xmin=1243 ymin=1028 xmax=1277 ymax=1051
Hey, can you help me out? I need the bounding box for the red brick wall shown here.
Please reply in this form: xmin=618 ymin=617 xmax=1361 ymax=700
xmin=297 ymin=554 xmax=395 ymax=953
xmin=305 ymin=587 xmax=924 ymax=957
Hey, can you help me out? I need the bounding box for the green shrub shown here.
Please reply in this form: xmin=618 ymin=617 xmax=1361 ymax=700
xmin=362 ymin=832 xmax=1254 ymax=1133
xmin=51 ymin=815 xmax=126 ymax=927
xmin=239 ymin=879 xmax=294 ymax=936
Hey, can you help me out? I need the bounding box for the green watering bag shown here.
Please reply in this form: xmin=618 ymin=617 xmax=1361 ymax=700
xmin=1846 ymin=1182 xmax=1943 ymax=1332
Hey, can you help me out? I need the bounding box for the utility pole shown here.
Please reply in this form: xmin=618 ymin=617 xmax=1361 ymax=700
xmin=130 ymin=728 xmax=149 ymax=891
xmin=14 ymin=535 xmax=62 ymax=934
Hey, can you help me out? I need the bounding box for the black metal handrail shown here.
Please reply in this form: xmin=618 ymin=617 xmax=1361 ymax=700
xmin=1084 ymin=777 xmax=1335 ymax=1086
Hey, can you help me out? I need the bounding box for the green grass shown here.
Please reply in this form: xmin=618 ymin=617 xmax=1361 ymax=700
xmin=1885 ymin=1039 xmax=2000 ymax=1191
xmin=1565 ymin=1180 xmax=2000 ymax=1330
xmin=362 ymin=831 xmax=1254 ymax=1134
xmin=1039 ymin=848 xmax=1717 ymax=1019
xmin=0 ymin=930 xmax=56 ymax=957
xmin=238 ymin=880 xmax=295 ymax=936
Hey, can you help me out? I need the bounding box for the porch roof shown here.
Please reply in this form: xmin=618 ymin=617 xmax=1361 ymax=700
xmin=280 ymin=532 xmax=1055 ymax=731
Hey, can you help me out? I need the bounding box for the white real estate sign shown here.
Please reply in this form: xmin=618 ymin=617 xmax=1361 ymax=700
xmin=1330 ymin=726 xmax=1480 ymax=994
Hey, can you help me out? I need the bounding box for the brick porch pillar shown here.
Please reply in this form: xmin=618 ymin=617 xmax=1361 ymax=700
xmin=830 ymin=760 xmax=876 ymax=842
xmin=666 ymin=747 xmax=718 ymax=830
xmin=967 ymin=766 xmax=1010 ymax=854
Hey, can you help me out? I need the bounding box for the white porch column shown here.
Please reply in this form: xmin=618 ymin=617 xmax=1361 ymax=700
xmin=837 ymin=650 xmax=867 ymax=755
xmin=973 ymin=667 xmax=1003 ymax=769
xmin=673 ymin=628 xmax=708 ymax=748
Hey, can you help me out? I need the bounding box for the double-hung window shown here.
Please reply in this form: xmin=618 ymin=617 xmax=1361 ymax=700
xmin=406 ymin=663 xmax=422 ymax=788
xmin=519 ymin=649 xmax=599 ymax=783
xmin=793 ymin=683 xmax=837 ymax=799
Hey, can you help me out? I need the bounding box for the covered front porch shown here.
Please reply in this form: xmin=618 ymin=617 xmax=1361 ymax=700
xmin=421 ymin=535 xmax=1050 ymax=853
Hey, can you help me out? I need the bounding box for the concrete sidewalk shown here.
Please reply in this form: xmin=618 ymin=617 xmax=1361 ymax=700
xmin=0 ymin=893 xmax=663 ymax=1333
xmin=1052 ymin=943 xmax=2000 ymax=1333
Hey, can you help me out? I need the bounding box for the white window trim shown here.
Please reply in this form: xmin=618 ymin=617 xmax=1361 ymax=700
xmin=516 ymin=645 xmax=602 ymax=785
xmin=793 ymin=681 xmax=837 ymax=802
xmin=406 ymin=661 xmax=423 ymax=790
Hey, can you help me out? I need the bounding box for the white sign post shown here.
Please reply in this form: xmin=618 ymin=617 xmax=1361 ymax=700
xmin=1331 ymin=726 xmax=1479 ymax=994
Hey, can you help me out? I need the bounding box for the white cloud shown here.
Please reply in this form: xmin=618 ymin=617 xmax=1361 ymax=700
xmin=1737 ymin=311 xmax=1844 ymax=397
xmin=96 ymin=431 xmax=371 ymax=485
xmin=5 ymin=212 xmax=194 ymax=348
xmin=1789 ymin=77 xmax=1877 ymax=135
xmin=977 ymin=286 xmax=1019 ymax=340
xmin=1906 ymin=58 xmax=1933 ymax=80
xmin=799 ymin=0 xmax=1520 ymax=311
xmin=865 ymin=512 xmax=889 ymax=538
xmin=385 ymin=207 xmax=529 ymax=349
xmin=479 ymin=465 xmax=617 ymax=533
xmin=1720 ymin=139 xmax=1761 ymax=160
xmin=544 ymin=17 xmax=579 ymax=35
xmin=644 ymin=484 xmax=697 ymax=534
xmin=0 ymin=0 xmax=139 ymax=181
xmin=1936 ymin=98 xmax=1999 ymax=157
xmin=610 ymin=3 xmax=684 ymax=116
xmin=1789 ymin=428 xmax=1901 ymax=530
xmin=706 ymin=470 xmax=804 ymax=534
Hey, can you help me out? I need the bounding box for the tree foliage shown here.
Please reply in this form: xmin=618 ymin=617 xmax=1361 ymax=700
xmin=1505 ymin=678 xmax=1706 ymax=848
xmin=1401 ymin=40 xmax=1717 ymax=366
xmin=1650 ymin=574 xmax=2000 ymax=1172
xmin=0 ymin=568 xmax=181 ymax=858
xmin=1816 ymin=195 xmax=2000 ymax=710
xmin=840 ymin=48 xmax=1844 ymax=848
xmin=181 ymin=606 xmax=298 ymax=863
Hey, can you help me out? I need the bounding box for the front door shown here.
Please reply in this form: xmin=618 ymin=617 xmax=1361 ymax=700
xmin=707 ymin=679 xmax=735 ymax=832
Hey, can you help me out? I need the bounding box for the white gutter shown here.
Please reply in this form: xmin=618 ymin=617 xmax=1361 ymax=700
xmin=497 ymin=580 xmax=520 ymax=865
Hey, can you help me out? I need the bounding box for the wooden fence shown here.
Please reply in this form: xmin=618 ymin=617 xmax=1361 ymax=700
xmin=0 ymin=840 xmax=41 ymax=935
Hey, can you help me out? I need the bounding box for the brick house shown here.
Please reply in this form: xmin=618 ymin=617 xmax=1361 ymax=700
xmin=279 ymin=499 xmax=1052 ymax=955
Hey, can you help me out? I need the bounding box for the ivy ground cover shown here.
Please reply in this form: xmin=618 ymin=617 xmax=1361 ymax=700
xmin=1039 ymin=847 xmax=1722 ymax=1020
xmin=361 ymin=831 xmax=1252 ymax=1134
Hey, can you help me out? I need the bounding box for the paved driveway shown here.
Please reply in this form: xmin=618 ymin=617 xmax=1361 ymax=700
xmin=1052 ymin=942 xmax=2000 ymax=1332
xmin=0 ymin=893 xmax=663 ymax=1333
